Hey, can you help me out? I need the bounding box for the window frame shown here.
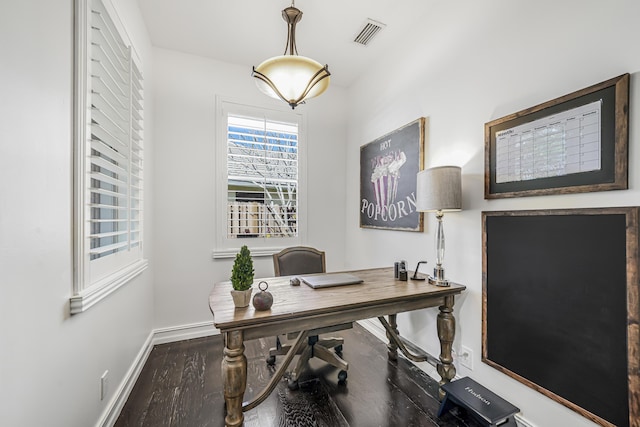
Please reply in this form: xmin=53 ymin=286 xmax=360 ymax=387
xmin=213 ymin=97 xmax=308 ymax=258
xmin=71 ymin=0 xmax=147 ymax=314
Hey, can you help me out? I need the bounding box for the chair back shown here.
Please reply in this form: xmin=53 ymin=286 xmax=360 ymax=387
xmin=273 ymin=246 xmax=326 ymax=277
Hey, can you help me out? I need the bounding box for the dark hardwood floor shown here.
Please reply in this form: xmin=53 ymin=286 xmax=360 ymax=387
xmin=115 ymin=323 xmax=479 ymax=427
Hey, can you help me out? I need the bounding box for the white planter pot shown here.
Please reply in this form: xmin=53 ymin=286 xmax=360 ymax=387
xmin=230 ymin=288 xmax=253 ymax=308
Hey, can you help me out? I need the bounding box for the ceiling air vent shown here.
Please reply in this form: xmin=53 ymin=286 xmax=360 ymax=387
xmin=353 ymin=19 xmax=386 ymax=46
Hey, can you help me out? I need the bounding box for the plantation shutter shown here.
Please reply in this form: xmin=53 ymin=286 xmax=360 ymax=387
xmin=129 ymin=62 xmax=144 ymax=250
xmin=226 ymin=114 xmax=298 ymax=238
xmin=71 ymin=0 xmax=146 ymax=313
xmin=88 ymin=0 xmax=143 ymax=262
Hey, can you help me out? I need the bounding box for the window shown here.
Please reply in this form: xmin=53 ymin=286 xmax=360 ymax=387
xmin=227 ymin=115 xmax=298 ymax=238
xmin=214 ymin=99 xmax=307 ymax=257
xmin=71 ymin=0 xmax=147 ymax=313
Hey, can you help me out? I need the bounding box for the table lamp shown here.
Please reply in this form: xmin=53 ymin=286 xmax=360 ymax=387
xmin=416 ymin=166 xmax=462 ymax=286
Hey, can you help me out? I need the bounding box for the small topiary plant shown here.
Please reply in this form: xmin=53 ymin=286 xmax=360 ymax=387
xmin=231 ymin=245 xmax=254 ymax=291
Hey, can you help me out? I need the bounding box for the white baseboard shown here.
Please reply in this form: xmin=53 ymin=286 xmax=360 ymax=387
xmin=99 ymin=319 xmax=536 ymax=427
xmin=356 ymin=318 xmax=387 ymax=341
xmin=515 ymin=413 xmax=538 ymax=427
xmin=153 ymin=320 xmax=219 ymax=345
xmin=96 ymin=330 xmax=154 ymax=427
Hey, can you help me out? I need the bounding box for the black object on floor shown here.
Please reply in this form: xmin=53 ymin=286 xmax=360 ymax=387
xmin=438 ymin=377 xmax=519 ymax=426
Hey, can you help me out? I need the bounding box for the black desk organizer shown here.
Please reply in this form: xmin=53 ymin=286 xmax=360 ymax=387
xmin=438 ymin=377 xmax=520 ymax=427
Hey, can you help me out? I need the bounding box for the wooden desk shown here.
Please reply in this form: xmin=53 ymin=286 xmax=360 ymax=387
xmin=209 ymin=267 xmax=466 ymax=427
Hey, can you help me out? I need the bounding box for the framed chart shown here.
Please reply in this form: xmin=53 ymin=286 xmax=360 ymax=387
xmin=360 ymin=118 xmax=425 ymax=231
xmin=484 ymin=74 xmax=629 ymax=199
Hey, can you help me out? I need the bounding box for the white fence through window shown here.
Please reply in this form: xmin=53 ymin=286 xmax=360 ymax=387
xmin=227 ymin=202 xmax=297 ymax=238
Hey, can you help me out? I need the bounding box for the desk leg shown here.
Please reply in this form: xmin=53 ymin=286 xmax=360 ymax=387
xmin=222 ymin=330 xmax=246 ymax=427
xmin=386 ymin=314 xmax=399 ymax=361
xmin=437 ymin=295 xmax=456 ymax=401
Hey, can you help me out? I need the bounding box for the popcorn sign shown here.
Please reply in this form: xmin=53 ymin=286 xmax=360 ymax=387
xmin=359 ymin=118 xmax=425 ymax=232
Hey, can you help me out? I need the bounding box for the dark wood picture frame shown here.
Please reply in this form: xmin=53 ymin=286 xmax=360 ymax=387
xmin=359 ymin=118 xmax=425 ymax=232
xmin=481 ymin=207 xmax=639 ymax=427
xmin=484 ymin=74 xmax=629 ymax=199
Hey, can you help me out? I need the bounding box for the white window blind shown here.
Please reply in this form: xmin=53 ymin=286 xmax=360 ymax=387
xmin=214 ymin=99 xmax=306 ymax=258
xmin=71 ymin=0 xmax=146 ymax=313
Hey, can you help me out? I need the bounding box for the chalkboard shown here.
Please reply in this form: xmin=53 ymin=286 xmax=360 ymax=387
xmin=481 ymin=208 xmax=639 ymax=427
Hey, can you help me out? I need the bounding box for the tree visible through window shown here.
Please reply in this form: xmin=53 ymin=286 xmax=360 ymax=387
xmin=227 ymin=114 xmax=298 ymax=239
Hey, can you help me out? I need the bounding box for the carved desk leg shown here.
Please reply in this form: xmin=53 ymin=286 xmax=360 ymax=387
xmin=386 ymin=314 xmax=399 ymax=361
xmin=437 ymin=295 xmax=456 ymax=401
xmin=222 ymin=330 xmax=246 ymax=427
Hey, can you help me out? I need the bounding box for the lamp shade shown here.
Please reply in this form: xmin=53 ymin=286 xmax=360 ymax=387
xmin=253 ymin=55 xmax=330 ymax=106
xmin=416 ymin=166 xmax=462 ymax=212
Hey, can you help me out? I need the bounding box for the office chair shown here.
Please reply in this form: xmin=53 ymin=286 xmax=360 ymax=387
xmin=269 ymin=246 xmax=349 ymax=389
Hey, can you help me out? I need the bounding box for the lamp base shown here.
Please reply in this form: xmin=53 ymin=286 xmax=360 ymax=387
xmin=428 ymin=265 xmax=450 ymax=287
xmin=428 ymin=277 xmax=450 ymax=287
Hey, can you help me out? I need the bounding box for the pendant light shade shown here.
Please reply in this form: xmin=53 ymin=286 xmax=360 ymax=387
xmin=252 ymin=2 xmax=330 ymax=109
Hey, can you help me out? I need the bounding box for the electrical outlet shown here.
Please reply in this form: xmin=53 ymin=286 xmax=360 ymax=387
xmin=459 ymin=345 xmax=474 ymax=370
xmin=100 ymin=370 xmax=109 ymax=401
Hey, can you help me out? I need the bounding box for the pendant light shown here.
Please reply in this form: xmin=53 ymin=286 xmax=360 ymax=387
xmin=252 ymin=1 xmax=330 ymax=109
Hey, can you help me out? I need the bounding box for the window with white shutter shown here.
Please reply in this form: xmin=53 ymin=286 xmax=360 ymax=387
xmin=214 ymin=99 xmax=307 ymax=258
xmin=71 ymin=0 xmax=147 ymax=313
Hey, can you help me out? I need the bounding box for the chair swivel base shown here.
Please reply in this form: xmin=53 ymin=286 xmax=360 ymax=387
xmin=267 ymin=335 xmax=349 ymax=388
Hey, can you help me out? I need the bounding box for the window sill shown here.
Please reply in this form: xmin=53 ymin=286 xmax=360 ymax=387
xmin=212 ymin=247 xmax=284 ymax=259
xmin=70 ymin=259 xmax=148 ymax=314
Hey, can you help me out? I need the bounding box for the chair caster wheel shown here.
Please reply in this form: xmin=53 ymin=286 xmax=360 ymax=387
xmin=266 ymin=355 xmax=276 ymax=366
xmin=338 ymin=370 xmax=348 ymax=384
xmin=334 ymin=344 xmax=343 ymax=354
xmin=288 ymin=379 xmax=299 ymax=390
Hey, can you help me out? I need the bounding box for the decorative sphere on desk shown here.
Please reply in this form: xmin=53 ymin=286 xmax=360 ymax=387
xmin=252 ymin=281 xmax=273 ymax=311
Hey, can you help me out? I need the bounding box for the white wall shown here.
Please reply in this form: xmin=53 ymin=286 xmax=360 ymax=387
xmin=151 ymin=48 xmax=349 ymax=330
xmin=345 ymin=1 xmax=640 ymax=426
xmin=0 ymin=1 xmax=155 ymax=426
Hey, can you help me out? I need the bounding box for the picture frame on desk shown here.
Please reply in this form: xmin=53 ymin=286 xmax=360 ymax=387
xmin=359 ymin=118 xmax=425 ymax=232
xmin=484 ymin=73 xmax=629 ymax=199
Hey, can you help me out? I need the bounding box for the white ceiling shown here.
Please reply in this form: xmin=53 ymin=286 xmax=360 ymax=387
xmin=137 ymin=0 xmax=435 ymax=88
